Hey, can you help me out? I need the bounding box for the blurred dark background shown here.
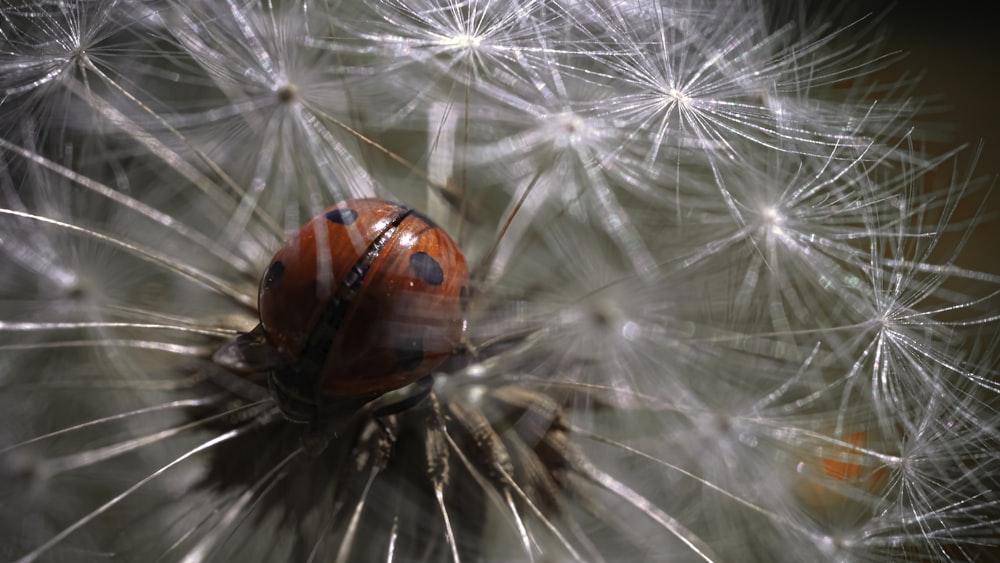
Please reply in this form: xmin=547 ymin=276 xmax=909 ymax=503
xmin=861 ymin=2 xmax=999 ymax=274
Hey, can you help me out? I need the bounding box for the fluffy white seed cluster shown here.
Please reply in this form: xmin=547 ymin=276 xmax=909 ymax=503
xmin=1 ymin=1 xmax=998 ymax=561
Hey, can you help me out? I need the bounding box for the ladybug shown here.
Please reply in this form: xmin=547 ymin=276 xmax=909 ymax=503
xmin=215 ymin=199 xmax=468 ymax=423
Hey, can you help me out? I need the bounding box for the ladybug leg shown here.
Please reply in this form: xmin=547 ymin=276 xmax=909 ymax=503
xmin=299 ymin=429 xmax=332 ymax=457
xmin=372 ymin=375 xmax=434 ymax=443
xmin=212 ymin=324 xmax=285 ymax=374
xmin=371 ymin=374 xmax=435 ymax=419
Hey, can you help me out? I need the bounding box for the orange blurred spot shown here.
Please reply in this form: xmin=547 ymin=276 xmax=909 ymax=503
xmin=794 ymin=431 xmax=890 ymax=516
xmin=822 ymin=432 xmax=887 ymax=483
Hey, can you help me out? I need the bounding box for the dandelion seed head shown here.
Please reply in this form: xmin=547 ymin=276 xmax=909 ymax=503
xmin=440 ymin=32 xmax=482 ymax=51
xmin=3 ymin=0 xmax=1000 ymax=561
xmin=761 ymin=205 xmax=784 ymax=225
xmin=759 ymin=204 xmax=789 ymax=238
xmin=274 ymin=83 xmax=297 ymax=103
xmin=667 ymin=86 xmax=691 ymax=108
xmin=546 ymin=111 xmax=599 ymax=150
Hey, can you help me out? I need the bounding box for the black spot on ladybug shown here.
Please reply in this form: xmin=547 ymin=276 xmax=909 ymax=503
xmin=325 ymin=208 xmax=358 ymax=225
xmin=459 ymin=286 xmax=469 ymax=311
xmin=396 ymin=339 xmax=424 ymax=371
xmin=410 ymin=251 xmax=444 ymax=285
xmin=262 ymin=261 xmax=285 ymax=289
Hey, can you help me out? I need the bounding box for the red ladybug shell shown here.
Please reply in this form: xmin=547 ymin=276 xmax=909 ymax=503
xmin=258 ymin=199 xmax=467 ymax=399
